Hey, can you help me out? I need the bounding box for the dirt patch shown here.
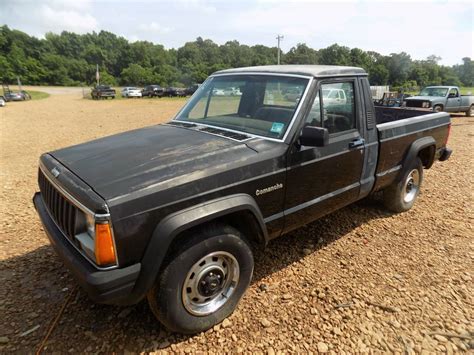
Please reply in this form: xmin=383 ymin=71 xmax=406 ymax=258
xmin=0 ymin=94 xmax=473 ymax=353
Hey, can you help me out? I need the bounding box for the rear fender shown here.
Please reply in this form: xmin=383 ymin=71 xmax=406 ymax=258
xmin=400 ymin=136 xmax=436 ymax=177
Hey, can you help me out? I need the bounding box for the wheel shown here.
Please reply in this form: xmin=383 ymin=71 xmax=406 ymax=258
xmin=466 ymin=105 xmax=473 ymax=117
xmin=147 ymin=224 xmax=253 ymax=334
xmin=383 ymin=157 xmax=423 ymax=213
xmin=433 ymin=105 xmax=443 ymax=112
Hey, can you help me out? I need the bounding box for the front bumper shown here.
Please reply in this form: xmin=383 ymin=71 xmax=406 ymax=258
xmin=33 ymin=192 xmax=141 ymax=305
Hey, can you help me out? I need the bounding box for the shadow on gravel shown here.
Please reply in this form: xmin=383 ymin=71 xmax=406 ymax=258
xmin=1 ymin=196 xmax=392 ymax=352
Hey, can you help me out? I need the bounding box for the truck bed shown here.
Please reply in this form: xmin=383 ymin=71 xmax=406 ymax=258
xmin=375 ymin=106 xmax=433 ymax=124
xmin=373 ymin=107 xmax=451 ymax=191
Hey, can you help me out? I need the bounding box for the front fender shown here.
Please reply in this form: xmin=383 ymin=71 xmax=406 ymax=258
xmin=129 ymin=193 xmax=267 ymax=302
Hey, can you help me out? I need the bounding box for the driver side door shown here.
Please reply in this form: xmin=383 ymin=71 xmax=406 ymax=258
xmin=446 ymin=88 xmax=461 ymax=112
xmin=283 ymin=79 xmax=366 ymax=233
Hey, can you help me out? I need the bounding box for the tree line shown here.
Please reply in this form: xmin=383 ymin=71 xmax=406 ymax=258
xmin=0 ymin=25 xmax=472 ymax=89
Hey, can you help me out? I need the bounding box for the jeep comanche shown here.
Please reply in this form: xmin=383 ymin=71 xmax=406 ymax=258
xmin=33 ymin=65 xmax=452 ymax=333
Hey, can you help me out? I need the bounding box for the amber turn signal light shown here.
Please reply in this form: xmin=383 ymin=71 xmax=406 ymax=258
xmin=95 ymin=223 xmax=117 ymax=266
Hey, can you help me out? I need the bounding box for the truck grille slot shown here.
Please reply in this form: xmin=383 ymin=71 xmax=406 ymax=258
xmin=406 ymin=101 xmax=424 ymax=108
xmin=38 ymin=169 xmax=77 ymax=240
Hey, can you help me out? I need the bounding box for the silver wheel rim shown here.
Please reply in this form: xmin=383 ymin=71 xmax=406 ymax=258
xmin=403 ymin=169 xmax=420 ymax=203
xmin=470 ymin=106 xmax=473 ymax=115
xmin=182 ymin=251 xmax=240 ymax=316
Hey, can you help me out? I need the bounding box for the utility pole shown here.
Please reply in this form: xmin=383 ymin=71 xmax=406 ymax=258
xmin=276 ymin=34 xmax=284 ymax=65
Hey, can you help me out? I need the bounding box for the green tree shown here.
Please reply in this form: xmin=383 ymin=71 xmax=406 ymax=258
xmin=120 ymin=64 xmax=154 ymax=85
xmin=284 ymin=43 xmax=318 ymax=64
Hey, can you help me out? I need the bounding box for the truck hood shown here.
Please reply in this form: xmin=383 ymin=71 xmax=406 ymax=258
xmin=405 ymin=96 xmax=432 ymax=101
xmin=51 ymin=124 xmax=257 ymax=200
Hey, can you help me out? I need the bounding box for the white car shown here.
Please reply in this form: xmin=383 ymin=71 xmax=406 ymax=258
xmin=212 ymin=89 xmax=225 ymax=96
xmin=0 ymin=96 xmax=5 ymax=107
xmin=322 ymin=88 xmax=347 ymax=105
xmin=121 ymin=87 xmax=142 ymax=98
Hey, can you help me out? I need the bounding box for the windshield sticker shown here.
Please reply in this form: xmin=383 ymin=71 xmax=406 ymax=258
xmin=270 ymin=122 xmax=285 ymax=134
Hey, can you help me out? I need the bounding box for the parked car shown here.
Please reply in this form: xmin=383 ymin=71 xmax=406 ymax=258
xmin=121 ymin=87 xmax=142 ymax=98
xmin=404 ymin=86 xmax=474 ymax=116
xmin=284 ymin=87 xmax=302 ymax=101
xmin=185 ymin=84 xmax=200 ymax=96
xmin=0 ymin=96 xmax=5 ymax=107
xmin=91 ymin=85 xmax=116 ymax=100
xmin=33 ymin=65 xmax=452 ymax=334
xmin=142 ymin=85 xmax=164 ymax=98
xmin=322 ymin=88 xmax=347 ymax=105
xmin=4 ymin=90 xmax=31 ymax=101
xmin=164 ymin=87 xmax=187 ymax=97
xmin=212 ymin=88 xmax=225 ymax=96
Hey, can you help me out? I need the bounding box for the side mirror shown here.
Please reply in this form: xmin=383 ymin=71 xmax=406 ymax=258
xmin=448 ymin=93 xmax=457 ymax=98
xmin=300 ymin=126 xmax=329 ymax=147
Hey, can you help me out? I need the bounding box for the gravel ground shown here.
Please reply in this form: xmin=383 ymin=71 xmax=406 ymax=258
xmin=0 ymin=93 xmax=473 ymax=353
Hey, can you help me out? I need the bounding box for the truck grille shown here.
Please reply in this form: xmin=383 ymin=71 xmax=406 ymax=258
xmin=406 ymin=100 xmax=424 ymax=108
xmin=38 ymin=169 xmax=77 ymax=240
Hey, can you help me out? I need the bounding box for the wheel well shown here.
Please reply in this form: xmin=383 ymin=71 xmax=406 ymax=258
xmin=433 ymin=104 xmax=443 ymax=109
xmin=161 ymin=210 xmax=265 ymax=268
xmin=418 ymin=145 xmax=435 ymax=169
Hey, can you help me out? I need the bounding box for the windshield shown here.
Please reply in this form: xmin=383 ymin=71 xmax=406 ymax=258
xmin=419 ymin=87 xmax=448 ymax=97
xmin=175 ymin=74 xmax=310 ymax=139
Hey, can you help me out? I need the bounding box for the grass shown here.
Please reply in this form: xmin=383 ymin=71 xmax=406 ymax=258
xmin=28 ymin=90 xmax=50 ymax=100
xmin=460 ymin=87 xmax=474 ymax=95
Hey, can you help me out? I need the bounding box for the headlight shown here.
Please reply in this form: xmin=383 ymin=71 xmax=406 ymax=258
xmin=85 ymin=213 xmax=95 ymax=237
xmin=422 ymin=101 xmax=431 ymax=108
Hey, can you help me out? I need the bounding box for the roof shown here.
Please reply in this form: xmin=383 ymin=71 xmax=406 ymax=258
xmin=213 ymin=65 xmax=367 ymax=77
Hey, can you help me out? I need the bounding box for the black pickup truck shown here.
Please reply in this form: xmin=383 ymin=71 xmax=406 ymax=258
xmin=91 ymin=85 xmax=116 ymax=100
xmin=33 ymin=65 xmax=452 ymax=333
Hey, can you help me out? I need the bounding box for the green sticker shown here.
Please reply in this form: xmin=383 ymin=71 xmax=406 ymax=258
xmin=270 ymin=122 xmax=284 ymax=134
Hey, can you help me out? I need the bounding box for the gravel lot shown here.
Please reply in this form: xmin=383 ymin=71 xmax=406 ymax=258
xmin=0 ymin=91 xmax=472 ymax=353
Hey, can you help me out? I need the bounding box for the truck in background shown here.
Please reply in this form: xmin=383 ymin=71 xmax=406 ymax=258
xmin=405 ymin=86 xmax=473 ymax=116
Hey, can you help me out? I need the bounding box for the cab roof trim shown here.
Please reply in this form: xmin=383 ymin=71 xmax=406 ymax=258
xmin=213 ymin=65 xmax=367 ymax=77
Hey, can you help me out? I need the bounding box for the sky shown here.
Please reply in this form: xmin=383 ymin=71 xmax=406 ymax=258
xmin=1 ymin=0 xmax=473 ymax=66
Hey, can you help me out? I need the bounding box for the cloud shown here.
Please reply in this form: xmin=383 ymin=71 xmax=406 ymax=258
xmin=0 ymin=0 xmax=98 ymax=36
xmin=138 ymin=22 xmax=173 ymax=34
xmin=39 ymin=4 xmax=98 ymax=33
xmin=228 ymin=1 xmax=473 ymax=65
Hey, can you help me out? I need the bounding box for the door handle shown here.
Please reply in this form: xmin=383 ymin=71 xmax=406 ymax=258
xmin=349 ymin=138 xmax=365 ymax=149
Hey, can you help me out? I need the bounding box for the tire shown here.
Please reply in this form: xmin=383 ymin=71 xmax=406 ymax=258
xmin=383 ymin=157 xmax=423 ymax=213
xmin=147 ymin=224 xmax=254 ymax=334
xmin=466 ymin=105 xmax=473 ymax=117
xmin=433 ymin=105 xmax=443 ymax=113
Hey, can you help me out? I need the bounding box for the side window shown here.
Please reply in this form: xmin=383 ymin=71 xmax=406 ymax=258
xmin=306 ymin=92 xmax=322 ymax=127
xmin=449 ymin=88 xmax=458 ymax=97
xmin=321 ymin=82 xmax=356 ymax=134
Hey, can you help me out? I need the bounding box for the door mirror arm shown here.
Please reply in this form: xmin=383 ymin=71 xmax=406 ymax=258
xmin=299 ymin=126 xmax=329 ymax=147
